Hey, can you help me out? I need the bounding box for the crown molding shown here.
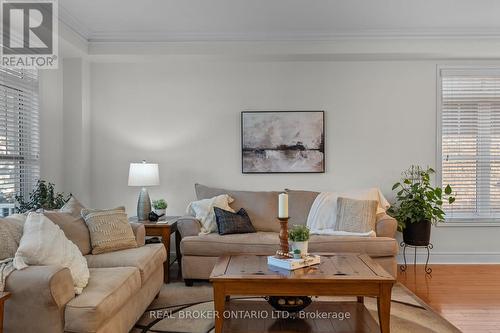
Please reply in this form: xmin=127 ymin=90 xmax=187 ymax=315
xmin=58 ymin=4 xmax=90 ymax=41
xmin=87 ymin=28 xmax=500 ymax=43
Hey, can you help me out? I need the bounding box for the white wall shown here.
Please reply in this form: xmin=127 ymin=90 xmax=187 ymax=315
xmin=39 ymin=67 xmax=64 ymax=187
xmin=62 ymin=58 xmax=91 ymax=203
xmin=39 ymin=23 xmax=89 ymax=196
xmin=88 ymin=58 xmax=500 ymax=263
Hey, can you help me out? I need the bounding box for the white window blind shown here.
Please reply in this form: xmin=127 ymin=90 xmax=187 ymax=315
xmin=0 ymin=67 xmax=39 ymax=217
xmin=440 ymin=68 xmax=500 ymax=222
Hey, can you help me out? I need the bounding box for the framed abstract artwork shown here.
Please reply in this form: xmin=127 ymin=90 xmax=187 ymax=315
xmin=241 ymin=111 xmax=325 ymax=173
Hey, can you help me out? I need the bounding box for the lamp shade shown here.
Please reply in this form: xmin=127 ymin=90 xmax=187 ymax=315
xmin=128 ymin=162 xmax=160 ymax=187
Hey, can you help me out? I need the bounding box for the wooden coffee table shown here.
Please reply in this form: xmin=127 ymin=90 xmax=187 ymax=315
xmin=210 ymin=254 xmax=395 ymax=333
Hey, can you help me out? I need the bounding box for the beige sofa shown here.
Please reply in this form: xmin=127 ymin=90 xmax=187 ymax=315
xmin=4 ymin=222 xmax=166 ymax=333
xmin=178 ymin=184 xmax=398 ymax=284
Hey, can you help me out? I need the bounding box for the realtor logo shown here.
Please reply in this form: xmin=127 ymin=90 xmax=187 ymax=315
xmin=1 ymin=0 xmax=58 ymax=68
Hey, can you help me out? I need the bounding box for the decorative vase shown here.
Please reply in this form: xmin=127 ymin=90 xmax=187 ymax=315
xmin=402 ymin=220 xmax=431 ymax=246
xmin=153 ymin=208 xmax=166 ymax=216
xmin=290 ymin=241 xmax=308 ymax=255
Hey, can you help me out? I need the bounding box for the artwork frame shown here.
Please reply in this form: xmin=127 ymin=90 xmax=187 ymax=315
xmin=241 ymin=111 xmax=325 ymax=174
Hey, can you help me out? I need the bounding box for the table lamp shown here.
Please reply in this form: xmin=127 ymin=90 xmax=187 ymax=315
xmin=128 ymin=161 xmax=160 ymax=221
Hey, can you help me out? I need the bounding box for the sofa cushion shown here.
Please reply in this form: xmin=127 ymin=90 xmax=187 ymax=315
xmin=84 ymin=244 xmax=166 ymax=284
xmin=44 ymin=211 xmax=92 ymax=255
xmin=195 ymin=184 xmax=280 ymax=232
xmin=81 ymin=207 xmax=137 ymax=254
xmin=335 ymin=197 xmax=378 ymax=233
xmin=287 ymin=190 xmax=319 ymax=225
xmin=64 ymin=267 xmax=141 ymax=333
xmin=308 ymin=235 xmax=398 ymax=257
xmin=181 ymin=232 xmax=280 ymax=256
xmin=181 ymin=232 xmax=398 ymax=258
xmin=14 ymin=213 xmax=90 ymax=294
xmin=214 ymin=207 xmax=256 ymax=235
xmin=60 ymin=195 xmax=86 ymax=217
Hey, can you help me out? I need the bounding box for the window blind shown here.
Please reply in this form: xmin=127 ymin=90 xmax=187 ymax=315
xmin=440 ymin=68 xmax=500 ymax=221
xmin=0 ymin=67 xmax=39 ymax=217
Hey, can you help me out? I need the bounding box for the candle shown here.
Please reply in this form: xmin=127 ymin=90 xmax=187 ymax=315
xmin=278 ymin=193 xmax=288 ymax=218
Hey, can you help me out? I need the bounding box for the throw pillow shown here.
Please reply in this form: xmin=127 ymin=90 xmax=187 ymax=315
xmin=81 ymin=207 xmax=137 ymax=254
xmin=13 ymin=213 xmax=90 ymax=294
xmin=44 ymin=212 xmax=92 ymax=255
xmin=0 ymin=214 xmax=26 ymax=260
xmin=186 ymin=194 xmax=235 ymax=234
xmin=60 ymin=195 xmax=86 ymax=217
xmin=335 ymin=197 xmax=378 ymax=233
xmin=214 ymin=207 xmax=256 ymax=235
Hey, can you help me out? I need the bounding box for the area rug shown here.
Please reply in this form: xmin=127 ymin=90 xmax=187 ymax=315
xmin=132 ymin=282 xmax=461 ymax=333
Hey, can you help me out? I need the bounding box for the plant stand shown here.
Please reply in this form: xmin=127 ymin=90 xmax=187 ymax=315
xmin=400 ymin=241 xmax=433 ymax=274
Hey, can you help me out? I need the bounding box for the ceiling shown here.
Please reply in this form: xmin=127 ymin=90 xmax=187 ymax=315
xmin=59 ymin=0 xmax=500 ymax=42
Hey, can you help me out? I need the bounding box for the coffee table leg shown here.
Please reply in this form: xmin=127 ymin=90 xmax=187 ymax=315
xmin=213 ymin=283 xmax=226 ymax=333
xmin=377 ymin=284 xmax=392 ymax=333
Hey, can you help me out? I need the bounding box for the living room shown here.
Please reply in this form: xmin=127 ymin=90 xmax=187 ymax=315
xmin=0 ymin=1 xmax=499 ymax=332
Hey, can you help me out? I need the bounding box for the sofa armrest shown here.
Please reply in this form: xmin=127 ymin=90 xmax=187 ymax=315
xmin=177 ymin=216 xmax=201 ymax=238
xmin=5 ymin=265 xmax=75 ymax=333
xmin=375 ymin=213 xmax=398 ymax=238
xmin=130 ymin=222 xmax=146 ymax=246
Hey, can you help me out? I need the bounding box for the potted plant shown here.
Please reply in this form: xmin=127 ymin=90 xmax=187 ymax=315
xmin=15 ymin=180 xmax=69 ymax=213
xmin=389 ymin=165 xmax=455 ymax=246
xmin=152 ymin=199 xmax=167 ymax=216
xmin=288 ymin=225 xmax=310 ymax=255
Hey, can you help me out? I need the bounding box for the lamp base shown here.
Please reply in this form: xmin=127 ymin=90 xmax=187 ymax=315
xmin=137 ymin=187 xmax=151 ymax=221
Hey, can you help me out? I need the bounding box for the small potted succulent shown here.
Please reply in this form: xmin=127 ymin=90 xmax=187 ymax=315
xmin=293 ymin=248 xmax=301 ymax=259
xmin=152 ymin=199 xmax=167 ymax=216
xmin=288 ymin=225 xmax=310 ymax=255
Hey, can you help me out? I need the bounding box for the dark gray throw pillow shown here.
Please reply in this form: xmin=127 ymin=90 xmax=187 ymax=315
xmin=214 ymin=207 xmax=256 ymax=235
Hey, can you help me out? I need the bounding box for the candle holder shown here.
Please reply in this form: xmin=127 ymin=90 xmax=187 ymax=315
xmin=276 ymin=217 xmax=291 ymax=258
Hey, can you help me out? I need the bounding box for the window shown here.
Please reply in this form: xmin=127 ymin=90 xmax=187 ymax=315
xmin=0 ymin=67 xmax=39 ymax=217
xmin=439 ymin=68 xmax=500 ymax=222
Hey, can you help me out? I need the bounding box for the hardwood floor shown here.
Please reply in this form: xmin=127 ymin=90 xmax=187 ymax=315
xmin=397 ymin=264 xmax=500 ymax=333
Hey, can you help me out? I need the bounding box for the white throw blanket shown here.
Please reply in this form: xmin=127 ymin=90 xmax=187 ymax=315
xmin=306 ymin=188 xmax=390 ymax=236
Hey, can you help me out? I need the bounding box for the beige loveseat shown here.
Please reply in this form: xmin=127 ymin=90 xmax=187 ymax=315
xmin=178 ymin=184 xmax=398 ymax=284
xmin=4 ymin=222 xmax=166 ymax=333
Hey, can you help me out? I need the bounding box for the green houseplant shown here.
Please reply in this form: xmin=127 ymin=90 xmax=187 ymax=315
xmin=288 ymin=225 xmax=310 ymax=255
xmin=389 ymin=165 xmax=455 ymax=246
xmin=15 ymin=180 xmax=69 ymax=213
xmin=152 ymin=199 xmax=168 ymax=215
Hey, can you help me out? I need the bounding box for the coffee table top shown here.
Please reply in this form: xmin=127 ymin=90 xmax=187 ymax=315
xmin=210 ymin=254 xmax=395 ymax=283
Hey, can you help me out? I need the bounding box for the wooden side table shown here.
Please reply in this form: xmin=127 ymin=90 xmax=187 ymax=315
xmin=129 ymin=216 xmax=180 ymax=283
xmin=0 ymin=292 xmax=10 ymax=333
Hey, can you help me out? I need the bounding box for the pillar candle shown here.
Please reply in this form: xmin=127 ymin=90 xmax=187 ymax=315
xmin=278 ymin=193 xmax=288 ymax=218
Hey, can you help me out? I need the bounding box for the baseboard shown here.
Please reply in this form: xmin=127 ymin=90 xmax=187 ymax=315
xmin=397 ymin=252 xmax=500 ymax=264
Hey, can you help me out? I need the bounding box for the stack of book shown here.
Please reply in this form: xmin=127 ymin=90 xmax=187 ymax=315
xmin=267 ymin=254 xmax=321 ymax=271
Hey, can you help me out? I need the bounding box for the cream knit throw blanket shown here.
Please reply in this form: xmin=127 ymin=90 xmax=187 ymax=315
xmin=0 ymin=258 xmax=14 ymax=292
